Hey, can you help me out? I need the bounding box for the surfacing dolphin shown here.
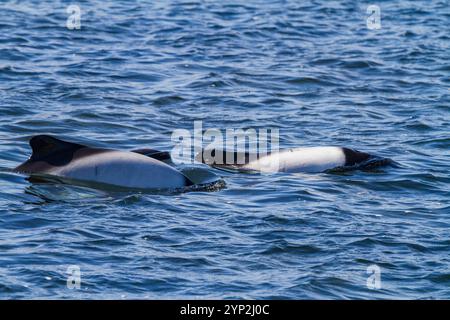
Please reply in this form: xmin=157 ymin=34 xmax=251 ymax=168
xmin=14 ymin=135 xmax=193 ymax=189
xmin=195 ymin=147 xmax=391 ymax=173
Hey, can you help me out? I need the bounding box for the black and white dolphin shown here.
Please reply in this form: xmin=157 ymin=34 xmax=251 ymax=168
xmin=14 ymin=135 xmax=194 ymax=189
xmin=196 ymin=147 xmax=390 ymax=173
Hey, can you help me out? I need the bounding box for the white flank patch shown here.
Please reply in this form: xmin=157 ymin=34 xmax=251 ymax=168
xmin=51 ymin=151 xmax=187 ymax=189
xmin=243 ymin=147 xmax=346 ymax=173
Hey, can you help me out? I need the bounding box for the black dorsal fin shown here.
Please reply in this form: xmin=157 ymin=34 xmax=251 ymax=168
xmin=29 ymin=135 xmax=86 ymax=161
xmin=342 ymin=147 xmax=372 ymax=166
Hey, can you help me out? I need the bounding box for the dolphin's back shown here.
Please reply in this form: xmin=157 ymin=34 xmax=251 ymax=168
xmin=196 ymin=146 xmax=377 ymax=173
xmin=14 ymin=135 xmax=192 ymax=189
xmin=52 ymin=150 xmax=190 ymax=189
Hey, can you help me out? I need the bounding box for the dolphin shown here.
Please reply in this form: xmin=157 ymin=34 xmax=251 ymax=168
xmin=195 ymin=147 xmax=390 ymax=173
xmin=14 ymin=135 xmax=194 ymax=189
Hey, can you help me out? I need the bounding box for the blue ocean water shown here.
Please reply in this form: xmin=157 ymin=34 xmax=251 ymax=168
xmin=0 ymin=0 xmax=449 ymax=299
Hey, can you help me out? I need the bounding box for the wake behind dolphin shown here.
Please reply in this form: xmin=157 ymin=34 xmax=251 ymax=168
xmin=14 ymin=135 xmax=194 ymax=190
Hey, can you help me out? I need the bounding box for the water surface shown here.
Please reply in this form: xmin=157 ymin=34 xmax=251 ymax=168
xmin=0 ymin=0 xmax=449 ymax=299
